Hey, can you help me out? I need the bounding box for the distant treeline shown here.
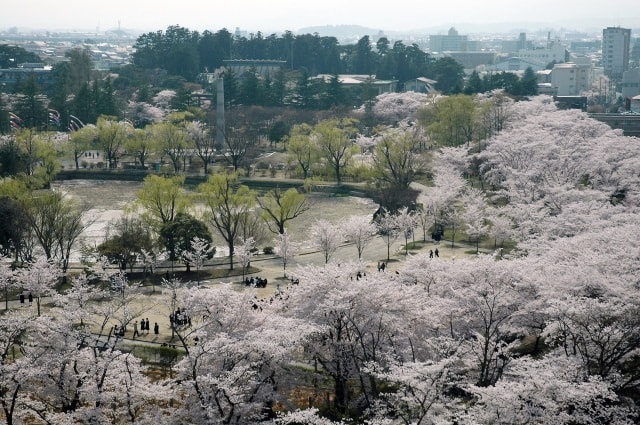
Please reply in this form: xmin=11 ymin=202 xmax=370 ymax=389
xmin=131 ymin=25 xmax=465 ymax=94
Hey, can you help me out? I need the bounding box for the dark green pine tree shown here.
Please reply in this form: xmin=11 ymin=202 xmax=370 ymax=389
xmin=14 ymin=74 xmax=48 ymax=130
xmin=271 ymin=68 xmax=287 ymax=107
xmin=464 ymin=70 xmax=484 ymax=94
xmin=519 ymin=67 xmax=539 ymax=96
xmin=71 ymin=82 xmax=95 ymax=125
xmin=97 ymin=76 xmax=119 ymax=118
xmin=223 ymin=68 xmax=239 ymax=108
xmin=239 ymin=67 xmax=260 ymax=106
xmin=324 ymin=74 xmax=345 ymax=108
xmin=0 ymin=93 xmax=10 ymax=134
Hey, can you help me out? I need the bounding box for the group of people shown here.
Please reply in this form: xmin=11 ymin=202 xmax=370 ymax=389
xmin=429 ymin=248 xmax=440 ymax=258
xmin=170 ymin=308 xmax=191 ymax=328
xmin=19 ymin=292 xmax=33 ymax=305
xmin=132 ymin=318 xmax=156 ymax=338
xmin=112 ymin=318 xmax=159 ymax=340
xmin=245 ymin=276 xmax=268 ymax=288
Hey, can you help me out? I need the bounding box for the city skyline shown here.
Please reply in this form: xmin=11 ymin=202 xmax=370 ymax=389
xmin=1 ymin=0 xmax=638 ymax=34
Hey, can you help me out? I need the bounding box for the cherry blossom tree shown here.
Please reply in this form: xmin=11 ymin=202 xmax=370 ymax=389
xmin=366 ymin=357 xmax=455 ymax=424
xmin=0 ymin=258 xmax=14 ymax=311
xmin=0 ymin=310 xmax=34 ymax=425
xmin=166 ymin=283 xmax=317 ymax=423
xmin=235 ymin=236 xmax=255 ymax=282
xmin=461 ymin=187 xmax=489 ymax=253
xmin=341 ymin=215 xmax=377 ymax=260
xmin=277 ymin=262 xmax=427 ymax=418
xmin=460 ymin=355 xmax=635 ymax=424
xmin=487 ymin=208 xmax=514 ymax=254
xmin=15 ymin=256 xmax=61 ymax=316
xmin=394 ymin=206 xmax=419 ymax=255
xmin=184 ymin=120 xmax=216 ymax=175
xmin=355 ymin=91 xmax=435 ymax=124
xmin=375 ymin=208 xmax=400 ymax=262
xmin=125 ymin=100 xmax=166 ymax=125
xmin=417 ymin=165 xmax=466 ymax=242
xmin=182 ymin=236 xmax=215 ymax=286
xmin=274 ymin=231 xmax=298 ymax=277
xmin=309 ymin=219 xmax=342 ymax=264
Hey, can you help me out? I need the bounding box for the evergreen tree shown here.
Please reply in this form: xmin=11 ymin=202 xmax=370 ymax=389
xmin=239 ymin=66 xmax=260 ymax=105
xmin=222 ymin=68 xmax=239 ymax=108
xmin=352 ymin=35 xmax=375 ymax=74
xmin=14 ymin=75 xmax=47 ymax=130
xmin=324 ymin=74 xmax=344 ymax=108
xmin=97 ymin=76 xmax=119 ymax=118
xmin=430 ymin=57 xmax=464 ymax=94
xmin=0 ymin=94 xmax=9 ymax=134
xmin=464 ymin=70 xmax=484 ymax=94
xmin=70 ymin=82 xmax=95 ymax=125
xmin=271 ymin=68 xmax=287 ymax=107
xmin=520 ymin=67 xmax=539 ymax=96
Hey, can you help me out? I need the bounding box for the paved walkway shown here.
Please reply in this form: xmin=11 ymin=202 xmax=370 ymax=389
xmin=3 ymin=237 xmax=481 ymax=352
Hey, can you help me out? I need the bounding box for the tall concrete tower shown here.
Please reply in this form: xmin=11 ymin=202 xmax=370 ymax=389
xmin=216 ymin=78 xmax=225 ymax=146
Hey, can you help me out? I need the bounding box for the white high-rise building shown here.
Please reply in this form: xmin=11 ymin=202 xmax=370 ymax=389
xmin=602 ymin=27 xmax=631 ymax=79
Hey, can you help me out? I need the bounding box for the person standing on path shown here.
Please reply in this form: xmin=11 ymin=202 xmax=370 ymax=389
xmin=154 ymin=322 xmax=159 ymax=335
xmin=133 ymin=321 xmax=139 ymax=338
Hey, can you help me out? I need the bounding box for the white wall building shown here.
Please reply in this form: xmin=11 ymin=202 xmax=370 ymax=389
xmin=518 ymin=42 xmax=569 ymax=65
xmin=548 ymin=56 xmax=594 ymax=97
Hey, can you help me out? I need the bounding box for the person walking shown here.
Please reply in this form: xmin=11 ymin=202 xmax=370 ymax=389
xmin=133 ymin=321 xmax=139 ymax=338
xmin=154 ymin=322 xmax=159 ymax=335
xmin=434 ymin=248 xmax=439 ymax=258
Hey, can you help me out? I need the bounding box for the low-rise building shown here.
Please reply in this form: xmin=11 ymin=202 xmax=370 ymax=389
xmin=315 ymin=74 xmax=397 ymax=95
xmin=517 ymin=42 xmax=569 ymax=65
xmin=621 ymin=68 xmax=640 ymax=102
xmin=403 ymin=77 xmax=437 ymax=93
xmin=222 ymin=59 xmax=287 ymax=78
xmin=489 ymin=57 xmax=546 ymax=72
xmin=631 ymin=95 xmax=640 ymax=113
xmin=444 ymin=51 xmax=496 ymax=69
xmin=0 ymin=63 xmax=54 ymax=93
xmin=551 ymin=60 xmax=594 ymax=96
xmin=429 ymin=27 xmax=481 ymax=52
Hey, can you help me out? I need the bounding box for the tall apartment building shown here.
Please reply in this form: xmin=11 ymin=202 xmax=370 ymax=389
xmin=602 ymin=26 xmax=631 ymax=79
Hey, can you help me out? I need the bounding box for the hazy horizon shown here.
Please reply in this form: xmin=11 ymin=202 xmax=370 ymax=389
xmin=1 ymin=0 xmax=638 ymax=35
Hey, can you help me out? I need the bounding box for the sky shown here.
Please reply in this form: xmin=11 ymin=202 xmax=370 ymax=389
xmin=1 ymin=0 xmax=638 ymax=34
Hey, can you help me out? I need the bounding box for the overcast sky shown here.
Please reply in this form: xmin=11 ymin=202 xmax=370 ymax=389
xmin=2 ymin=0 xmax=637 ymax=34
